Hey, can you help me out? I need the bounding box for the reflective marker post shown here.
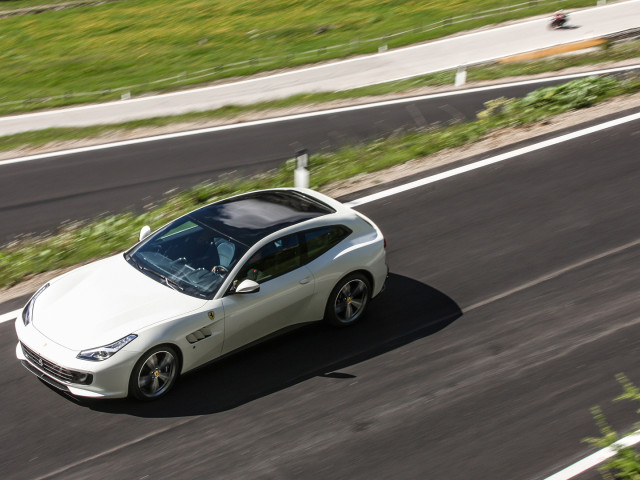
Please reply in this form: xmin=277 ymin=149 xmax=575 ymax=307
xmin=455 ymin=66 xmax=467 ymax=87
xmin=294 ymin=149 xmax=310 ymax=188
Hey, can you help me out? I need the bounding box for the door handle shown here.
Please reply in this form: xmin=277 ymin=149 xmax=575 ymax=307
xmin=299 ymin=277 xmax=310 ymax=285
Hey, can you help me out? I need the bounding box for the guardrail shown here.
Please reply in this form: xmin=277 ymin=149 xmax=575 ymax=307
xmin=0 ymin=0 xmax=617 ymax=112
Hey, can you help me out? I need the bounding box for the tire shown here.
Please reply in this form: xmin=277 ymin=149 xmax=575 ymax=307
xmin=129 ymin=345 xmax=180 ymax=401
xmin=324 ymin=273 xmax=371 ymax=327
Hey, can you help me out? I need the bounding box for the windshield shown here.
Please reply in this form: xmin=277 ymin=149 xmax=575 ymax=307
xmin=126 ymin=217 xmax=248 ymax=299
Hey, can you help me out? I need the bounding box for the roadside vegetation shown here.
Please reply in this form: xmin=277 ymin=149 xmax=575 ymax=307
xmin=0 ymin=0 xmax=598 ymax=114
xmin=587 ymin=374 xmax=640 ymax=479
xmin=1 ymin=38 xmax=640 ymax=154
xmin=1 ymin=75 xmax=639 ymax=288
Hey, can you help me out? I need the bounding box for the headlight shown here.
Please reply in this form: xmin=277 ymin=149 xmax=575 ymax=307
xmin=77 ymin=334 xmax=138 ymax=362
xmin=22 ymin=283 xmax=50 ymax=326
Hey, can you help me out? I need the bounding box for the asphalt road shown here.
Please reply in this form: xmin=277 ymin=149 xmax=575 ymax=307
xmin=0 ymin=73 xmax=630 ymax=245
xmin=1 ymin=112 xmax=639 ymax=479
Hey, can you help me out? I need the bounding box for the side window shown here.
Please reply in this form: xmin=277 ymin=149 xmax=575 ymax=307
xmin=302 ymin=225 xmax=352 ymax=264
xmin=237 ymin=233 xmax=301 ymax=284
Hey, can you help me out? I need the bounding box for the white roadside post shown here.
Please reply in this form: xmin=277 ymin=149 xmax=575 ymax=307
xmin=455 ymin=66 xmax=467 ymax=87
xmin=294 ymin=149 xmax=310 ymax=188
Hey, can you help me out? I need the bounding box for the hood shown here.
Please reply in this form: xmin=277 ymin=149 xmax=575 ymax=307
xmin=32 ymin=255 xmax=206 ymax=351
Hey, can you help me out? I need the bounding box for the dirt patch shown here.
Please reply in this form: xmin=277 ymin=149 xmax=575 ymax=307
xmin=1 ymin=85 xmax=640 ymax=305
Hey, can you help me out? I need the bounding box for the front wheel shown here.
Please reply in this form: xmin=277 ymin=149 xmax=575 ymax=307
xmin=324 ymin=273 xmax=371 ymax=327
xmin=129 ymin=345 xmax=179 ymax=401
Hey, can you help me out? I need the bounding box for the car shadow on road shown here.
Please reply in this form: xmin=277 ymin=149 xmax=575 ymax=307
xmin=85 ymin=273 xmax=462 ymax=417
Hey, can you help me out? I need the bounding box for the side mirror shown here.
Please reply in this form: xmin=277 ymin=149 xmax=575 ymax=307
xmin=139 ymin=225 xmax=151 ymax=242
xmin=235 ymin=279 xmax=260 ymax=294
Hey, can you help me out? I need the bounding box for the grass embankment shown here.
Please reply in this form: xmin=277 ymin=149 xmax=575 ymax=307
xmin=1 ymin=75 xmax=639 ymax=289
xmin=0 ymin=0 xmax=597 ymax=114
xmin=2 ymin=38 xmax=640 ymax=154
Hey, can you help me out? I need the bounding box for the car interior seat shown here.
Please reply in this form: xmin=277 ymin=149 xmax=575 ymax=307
xmin=217 ymin=240 xmax=236 ymax=268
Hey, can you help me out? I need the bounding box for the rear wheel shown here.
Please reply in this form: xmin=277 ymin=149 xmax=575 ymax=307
xmin=324 ymin=273 xmax=371 ymax=327
xmin=129 ymin=345 xmax=179 ymax=401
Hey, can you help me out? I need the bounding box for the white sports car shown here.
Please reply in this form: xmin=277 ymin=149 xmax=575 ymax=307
xmin=15 ymin=188 xmax=387 ymax=400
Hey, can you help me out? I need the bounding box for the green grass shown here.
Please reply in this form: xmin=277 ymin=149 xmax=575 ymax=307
xmin=0 ymin=0 xmax=597 ymax=114
xmin=585 ymin=374 xmax=640 ymax=480
xmin=2 ymin=38 xmax=639 ymax=155
xmin=1 ymin=75 xmax=638 ymax=288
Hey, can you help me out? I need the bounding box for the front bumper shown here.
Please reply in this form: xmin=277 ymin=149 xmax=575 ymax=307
xmin=15 ymin=319 xmax=137 ymax=398
xmin=16 ymin=341 xmax=132 ymax=398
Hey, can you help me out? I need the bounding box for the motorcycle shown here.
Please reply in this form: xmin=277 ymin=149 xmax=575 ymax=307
xmin=550 ymin=11 xmax=569 ymax=29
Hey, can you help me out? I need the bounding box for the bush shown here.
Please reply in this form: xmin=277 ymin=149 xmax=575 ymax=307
xmin=586 ymin=374 xmax=640 ymax=479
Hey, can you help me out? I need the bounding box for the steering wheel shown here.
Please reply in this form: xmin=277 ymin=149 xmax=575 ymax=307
xmin=212 ymin=265 xmax=228 ymax=275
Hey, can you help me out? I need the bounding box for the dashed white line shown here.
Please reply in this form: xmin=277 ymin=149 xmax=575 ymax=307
xmin=32 ymin=417 xmax=196 ymax=480
xmin=462 ymin=237 xmax=640 ymax=314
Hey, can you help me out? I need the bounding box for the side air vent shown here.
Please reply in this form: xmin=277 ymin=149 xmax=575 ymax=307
xmin=186 ymin=327 xmax=213 ymax=344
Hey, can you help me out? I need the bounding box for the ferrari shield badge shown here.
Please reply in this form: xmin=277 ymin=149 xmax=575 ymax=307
xmin=208 ymin=311 xmax=215 ymax=320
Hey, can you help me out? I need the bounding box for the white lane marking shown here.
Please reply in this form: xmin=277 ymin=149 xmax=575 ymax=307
xmin=32 ymin=417 xmax=196 ymax=480
xmin=0 ymin=308 xmax=21 ymax=324
xmin=544 ymin=430 xmax=640 ymax=480
xmin=1 ymin=64 xmax=639 ymax=167
xmin=0 ymin=0 xmax=630 ymax=122
xmin=462 ymin=237 xmax=640 ymax=313
xmin=346 ymin=111 xmax=640 ymax=207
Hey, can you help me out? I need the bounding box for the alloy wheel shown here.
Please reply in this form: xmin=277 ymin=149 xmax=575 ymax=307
xmin=334 ymin=278 xmax=368 ymax=324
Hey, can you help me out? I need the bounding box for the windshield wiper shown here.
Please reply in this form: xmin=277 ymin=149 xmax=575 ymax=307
xmin=161 ymin=275 xmax=184 ymax=292
xmin=128 ymin=255 xmax=184 ymax=292
xmin=126 ymin=253 xmax=142 ymax=270
xmin=148 ymin=268 xmax=184 ymax=292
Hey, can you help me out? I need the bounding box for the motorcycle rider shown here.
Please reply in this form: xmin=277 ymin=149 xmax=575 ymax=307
xmin=551 ymin=10 xmax=568 ymax=28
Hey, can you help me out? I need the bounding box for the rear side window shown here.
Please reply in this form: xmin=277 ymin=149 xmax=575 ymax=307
xmin=236 ymin=233 xmax=301 ymax=284
xmin=232 ymin=225 xmax=351 ymax=289
xmin=303 ymin=225 xmax=352 ymax=263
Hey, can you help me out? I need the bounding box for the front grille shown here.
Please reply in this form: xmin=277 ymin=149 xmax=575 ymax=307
xmin=21 ymin=343 xmax=92 ymax=385
xmin=21 ymin=361 xmax=69 ymax=392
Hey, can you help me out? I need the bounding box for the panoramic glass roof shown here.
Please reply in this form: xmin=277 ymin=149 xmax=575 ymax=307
xmin=189 ymin=190 xmax=335 ymax=246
